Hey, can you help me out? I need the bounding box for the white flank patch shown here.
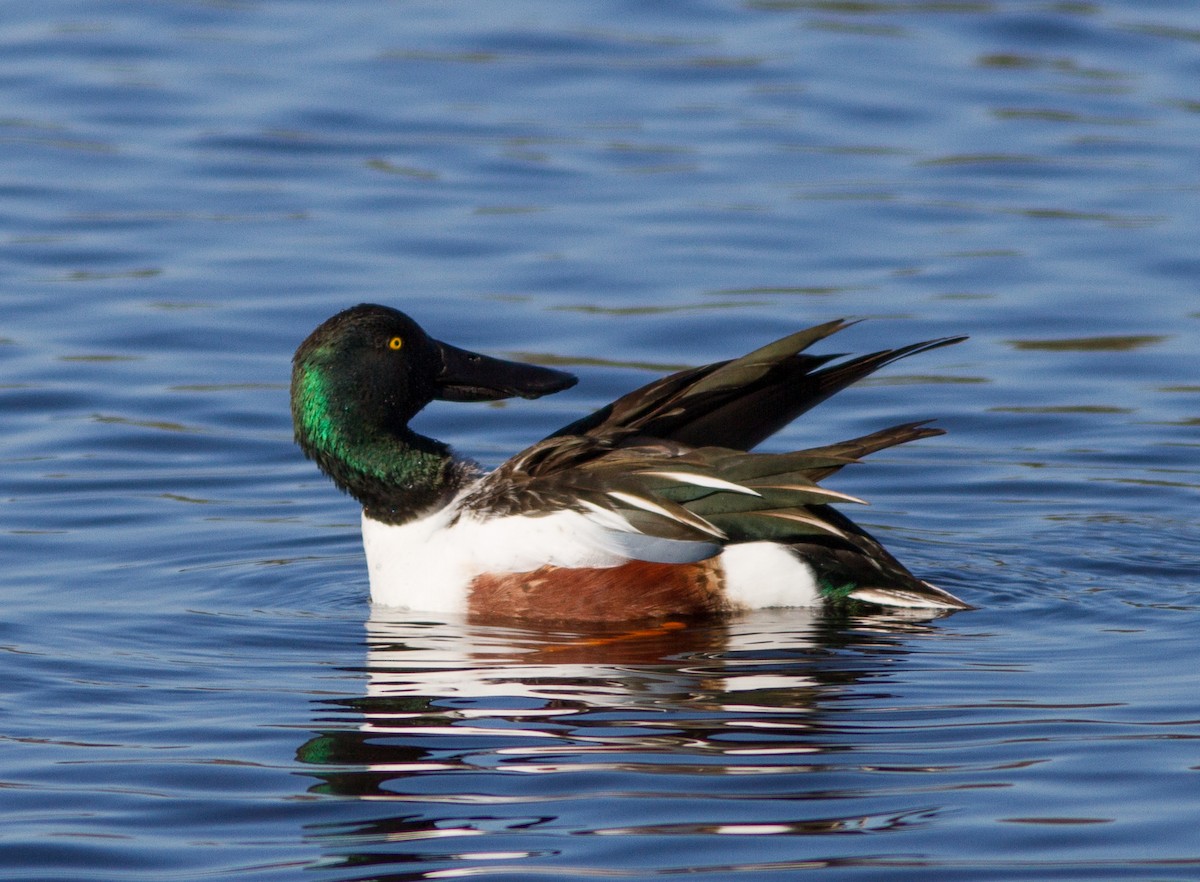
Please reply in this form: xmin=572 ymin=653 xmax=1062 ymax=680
xmin=362 ymin=493 xmax=721 ymax=612
xmin=720 ymin=541 xmax=821 ymax=610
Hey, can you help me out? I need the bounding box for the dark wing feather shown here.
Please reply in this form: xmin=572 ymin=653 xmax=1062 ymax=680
xmin=457 ymin=321 xmax=969 ymax=609
xmin=551 ymin=319 xmax=965 ymax=451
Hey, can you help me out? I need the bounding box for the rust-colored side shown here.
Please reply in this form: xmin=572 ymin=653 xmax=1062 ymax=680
xmin=468 ymin=558 xmax=727 ymax=623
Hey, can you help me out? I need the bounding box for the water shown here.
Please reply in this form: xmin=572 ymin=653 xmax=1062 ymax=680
xmin=3 ymin=1 xmax=1199 ymax=879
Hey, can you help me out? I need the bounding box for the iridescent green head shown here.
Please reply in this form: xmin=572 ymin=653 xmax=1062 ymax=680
xmin=291 ymin=304 xmax=576 ymax=523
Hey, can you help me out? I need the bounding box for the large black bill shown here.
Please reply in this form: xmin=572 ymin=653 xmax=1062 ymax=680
xmin=434 ymin=340 xmax=578 ymax=402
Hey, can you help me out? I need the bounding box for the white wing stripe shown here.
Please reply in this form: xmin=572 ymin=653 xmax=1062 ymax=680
xmin=640 ymin=471 xmax=762 ymax=496
xmin=606 ymin=490 xmax=726 ymax=539
xmin=757 ymin=510 xmax=850 ymax=540
xmin=576 ymin=499 xmax=638 ymax=532
xmin=750 ymin=483 xmax=869 ymax=505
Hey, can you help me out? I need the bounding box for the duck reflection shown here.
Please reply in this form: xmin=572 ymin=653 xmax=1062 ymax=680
xmin=297 ymin=607 xmax=951 ymax=876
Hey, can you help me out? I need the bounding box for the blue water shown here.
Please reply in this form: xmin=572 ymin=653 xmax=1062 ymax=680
xmin=3 ymin=2 xmax=1199 ymax=879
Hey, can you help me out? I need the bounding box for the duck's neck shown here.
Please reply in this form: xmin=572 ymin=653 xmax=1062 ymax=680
xmin=322 ymin=430 xmax=465 ymax=525
xmin=293 ymin=374 xmax=465 ymax=526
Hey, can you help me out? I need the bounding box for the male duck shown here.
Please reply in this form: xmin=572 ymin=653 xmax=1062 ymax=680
xmin=292 ymin=305 xmax=971 ymax=621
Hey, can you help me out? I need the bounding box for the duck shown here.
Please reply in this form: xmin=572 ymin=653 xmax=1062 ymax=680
xmin=291 ymin=304 xmax=971 ymax=621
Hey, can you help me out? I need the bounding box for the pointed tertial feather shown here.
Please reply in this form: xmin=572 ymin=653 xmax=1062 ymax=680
xmin=543 ymin=426 xmax=917 ymax=547
xmin=455 ymin=323 xmax=969 ymax=610
xmin=549 ymin=321 xmax=964 ymax=453
xmin=638 ymin=470 xmax=762 ymax=497
xmin=548 ymin=365 xmax=719 ymax=440
xmin=753 ymin=510 xmax=852 ymax=540
xmin=666 ymin=333 xmax=966 ymax=451
xmin=574 ymin=500 xmax=722 ymax=563
xmin=466 ymin=419 xmax=951 ymax=554
xmin=639 ymin=468 xmax=868 ymax=518
xmin=683 ymin=319 xmax=854 ymax=397
xmin=781 ymin=421 xmax=945 ymax=483
xmin=604 ymin=490 xmax=727 ymax=539
xmin=848 ymin=584 xmax=972 ymax=610
xmin=628 ymin=323 xmax=857 ymax=450
xmin=547 ymin=319 xmax=855 ymax=450
xmin=627 ymin=441 xmax=887 ymax=507
xmin=749 ymin=484 xmax=868 ymax=505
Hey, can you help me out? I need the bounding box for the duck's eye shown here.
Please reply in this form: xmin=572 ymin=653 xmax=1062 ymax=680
xmin=387 ymin=336 xmax=404 ymax=351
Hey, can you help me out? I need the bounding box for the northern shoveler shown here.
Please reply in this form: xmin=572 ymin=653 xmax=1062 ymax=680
xmin=292 ymin=305 xmax=971 ymax=621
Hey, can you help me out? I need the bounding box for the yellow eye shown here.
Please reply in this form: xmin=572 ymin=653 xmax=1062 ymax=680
xmin=388 ymin=336 xmax=404 ymax=351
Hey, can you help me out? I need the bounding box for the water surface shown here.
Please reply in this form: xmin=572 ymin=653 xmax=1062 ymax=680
xmin=2 ymin=2 xmax=1199 ymax=880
